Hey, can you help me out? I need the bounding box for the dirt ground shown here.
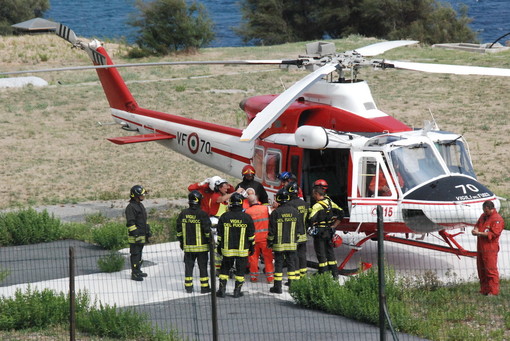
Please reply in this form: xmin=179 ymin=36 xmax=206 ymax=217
xmin=0 ymin=34 xmax=509 ymax=208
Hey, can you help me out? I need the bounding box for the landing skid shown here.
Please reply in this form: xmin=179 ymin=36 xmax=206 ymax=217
xmin=336 ymin=230 xmax=476 ymax=275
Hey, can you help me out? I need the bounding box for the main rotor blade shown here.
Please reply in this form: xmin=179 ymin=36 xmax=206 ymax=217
xmin=0 ymin=59 xmax=301 ymax=76
xmin=354 ymin=40 xmax=419 ymax=57
xmin=240 ymin=63 xmax=338 ymax=142
xmin=384 ymin=60 xmax=510 ymax=77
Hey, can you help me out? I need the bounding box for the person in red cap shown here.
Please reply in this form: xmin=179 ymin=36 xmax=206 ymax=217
xmin=235 ymin=164 xmax=269 ymax=205
xmin=472 ymin=200 xmax=505 ymax=296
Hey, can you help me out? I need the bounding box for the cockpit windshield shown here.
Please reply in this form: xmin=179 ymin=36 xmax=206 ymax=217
xmin=390 ymin=143 xmax=446 ymax=192
xmin=435 ymin=138 xmax=476 ymax=178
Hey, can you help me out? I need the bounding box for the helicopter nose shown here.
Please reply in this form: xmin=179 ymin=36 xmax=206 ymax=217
xmin=401 ymin=176 xmax=498 ymax=233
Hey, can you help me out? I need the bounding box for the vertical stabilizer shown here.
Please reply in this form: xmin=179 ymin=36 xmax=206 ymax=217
xmin=55 ymin=24 xmax=138 ymax=112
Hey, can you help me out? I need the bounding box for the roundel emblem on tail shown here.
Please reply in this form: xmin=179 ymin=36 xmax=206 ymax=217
xmin=187 ymin=132 xmax=199 ymax=154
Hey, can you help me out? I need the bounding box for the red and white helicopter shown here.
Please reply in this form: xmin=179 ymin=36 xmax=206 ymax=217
xmin=5 ymin=24 xmax=510 ymax=271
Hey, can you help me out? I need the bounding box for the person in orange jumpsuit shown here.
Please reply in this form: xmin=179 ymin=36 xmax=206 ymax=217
xmin=245 ymin=194 xmax=274 ymax=283
xmin=471 ymin=200 xmax=505 ymax=296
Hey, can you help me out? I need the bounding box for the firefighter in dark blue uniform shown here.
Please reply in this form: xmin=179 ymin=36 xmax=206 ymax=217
xmin=176 ymin=190 xmax=212 ymax=293
xmin=125 ymin=185 xmax=151 ymax=281
xmin=285 ymin=182 xmax=310 ymax=278
xmin=216 ymin=192 xmax=255 ymax=298
xmin=268 ymin=188 xmax=302 ymax=294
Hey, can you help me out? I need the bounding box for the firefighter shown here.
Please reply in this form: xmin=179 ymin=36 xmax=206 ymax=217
xmin=125 ymin=185 xmax=151 ymax=281
xmin=308 ymin=186 xmax=344 ymax=279
xmin=216 ymin=192 xmax=255 ymax=298
xmin=285 ymin=181 xmax=310 ymax=278
xmin=176 ymin=190 xmax=212 ymax=294
xmin=267 ymin=188 xmax=302 ymax=294
xmin=235 ymin=164 xmax=269 ymax=205
xmin=245 ymin=194 xmax=274 ymax=283
xmin=471 ymin=200 xmax=505 ymax=296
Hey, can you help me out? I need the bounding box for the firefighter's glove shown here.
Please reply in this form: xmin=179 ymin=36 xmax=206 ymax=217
xmin=147 ymin=224 xmax=152 ymax=238
xmin=216 ymin=245 xmax=222 ymax=256
xmin=179 ymin=241 xmax=184 ymax=250
xmin=266 ymin=240 xmax=273 ymax=249
xmin=249 ymin=244 xmax=254 ymax=256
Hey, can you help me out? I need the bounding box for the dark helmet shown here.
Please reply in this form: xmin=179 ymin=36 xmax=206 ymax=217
xmin=277 ymin=171 xmax=293 ymax=181
xmin=285 ymin=182 xmax=299 ymax=198
xmin=242 ymin=164 xmax=256 ymax=176
xmin=188 ymin=190 xmax=203 ymax=206
xmin=275 ymin=188 xmax=291 ymax=204
xmin=229 ymin=192 xmax=244 ymax=208
xmin=313 ymin=179 xmax=328 ymax=191
xmin=130 ymin=185 xmax=146 ymax=198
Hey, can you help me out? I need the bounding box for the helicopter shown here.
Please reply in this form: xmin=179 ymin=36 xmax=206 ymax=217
xmin=4 ymin=24 xmax=509 ymax=272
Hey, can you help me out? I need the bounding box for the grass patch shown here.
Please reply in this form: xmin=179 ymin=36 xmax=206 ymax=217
xmin=290 ymin=269 xmax=510 ymax=340
xmin=0 ymin=287 xmax=180 ymax=340
xmin=97 ymin=252 xmax=125 ymax=273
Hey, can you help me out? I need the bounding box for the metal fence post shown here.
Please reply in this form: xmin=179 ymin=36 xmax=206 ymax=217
xmin=69 ymin=246 xmax=76 ymax=341
xmin=209 ymin=240 xmax=218 ymax=341
xmin=377 ymin=205 xmax=386 ymax=341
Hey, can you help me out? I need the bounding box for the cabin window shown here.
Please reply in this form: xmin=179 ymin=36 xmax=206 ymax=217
xmin=265 ymin=149 xmax=281 ymax=186
xmin=358 ymin=156 xmax=394 ymax=197
xmin=253 ymin=146 xmax=264 ymax=181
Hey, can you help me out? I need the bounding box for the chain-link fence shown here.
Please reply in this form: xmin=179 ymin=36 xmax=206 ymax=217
xmin=1 ymin=200 xmax=509 ymax=340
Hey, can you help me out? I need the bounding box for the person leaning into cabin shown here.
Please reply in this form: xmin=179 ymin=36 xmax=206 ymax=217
xmin=472 ymin=200 xmax=505 ymax=296
xmin=308 ymin=185 xmax=344 ymax=279
xmin=125 ymin=185 xmax=151 ymax=282
xmin=235 ymin=164 xmax=269 ymax=205
xmin=216 ymin=193 xmax=255 ymax=298
xmin=176 ymin=190 xmax=212 ymax=294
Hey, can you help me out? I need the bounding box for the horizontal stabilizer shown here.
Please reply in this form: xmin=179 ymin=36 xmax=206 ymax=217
xmin=108 ymin=133 xmax=176 ymax=145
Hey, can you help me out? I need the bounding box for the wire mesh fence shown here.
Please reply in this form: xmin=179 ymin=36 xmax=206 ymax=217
xmin=0 ymin=200 xmax=509 ymax=340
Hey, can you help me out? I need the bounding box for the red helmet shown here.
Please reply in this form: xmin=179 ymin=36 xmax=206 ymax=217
xmin=242 ymin=164 xmax=256 ymax=176
xmin=331 ymin=233 xmax=343 ymax=248
xmin=313 ymin=179 xmax=328 ymax=190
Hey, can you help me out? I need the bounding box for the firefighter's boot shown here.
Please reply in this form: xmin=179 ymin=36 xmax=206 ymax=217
xmin=132 ymin=261 xmax=147 ymax=278
xmin=233 ymin=281 xmax=244 ymax=298
xmin=216 ymin=279 xmax=227 ymax=298
xmin=270 ymin=280 xmax=282 ymax=294
xmin=131 ymin=262 xmax=144 ymax=281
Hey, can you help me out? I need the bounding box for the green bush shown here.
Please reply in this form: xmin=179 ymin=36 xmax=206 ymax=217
xmin=97 ymin=252 xmax=125 ymax=273
xmin=0 ymin=209 xmax=62 ymax=246
xmin=92 ymin=222 xmax=128 ymax=250
xmin=0 ymin=287 xmax=179 ymax=339
xmin=0 ymin=287 xmax=88 ymax=330
xmin=290 ymin=269 xmax=419 ymax=332
xmin=77 ymin=303 xmax=154 ymax=339
xmin=0 ymin=267 xmax=10 ymax=283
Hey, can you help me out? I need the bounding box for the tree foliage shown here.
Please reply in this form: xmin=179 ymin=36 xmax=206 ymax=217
xmin=237 ymin=0 xmax=476 ymax=45
xmin=0 ymin=0 xmax=50 ymax=35
xmin=130 ymin=0 xmax=215 ymax=55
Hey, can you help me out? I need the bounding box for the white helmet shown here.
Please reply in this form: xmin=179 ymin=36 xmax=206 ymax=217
xmin=208 ymin=176 xmax=222 ymax=191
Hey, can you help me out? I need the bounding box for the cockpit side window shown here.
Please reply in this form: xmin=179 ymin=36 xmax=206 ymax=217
xmin=435 ymin=140 xmax=476 ymax=178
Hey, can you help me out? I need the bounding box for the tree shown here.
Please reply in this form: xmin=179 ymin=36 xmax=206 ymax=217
xmin=130 ymin=0 xmax=215 ymax=55
xmin=237 ymin=0 xmax=476 ymax=46
xmin=0 ymin=0 xmax=50 ymax=35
